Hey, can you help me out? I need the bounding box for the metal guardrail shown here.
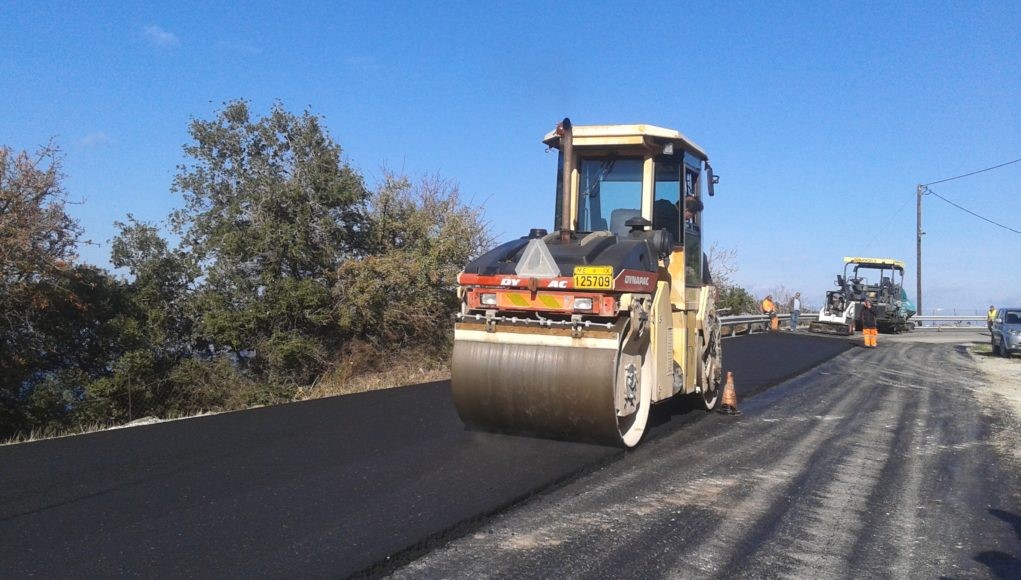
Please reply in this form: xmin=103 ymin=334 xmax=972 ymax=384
xmin=719 ymin=313 xmax=816 ymax=336
xmin=719 ymin=313 xmax=987 ymax=335
xmin=912 ymin=315 xmax=985 ymax=330
xmin=913 ymin=315 xmax=984 ymax=322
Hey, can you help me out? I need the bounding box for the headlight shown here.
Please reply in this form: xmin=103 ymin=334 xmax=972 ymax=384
xmin=480 ymin=293 xmax=498 ymax=306
xmin=573 ymin=297 xmax=594 ymax=311
xmin=1010 ymin=329 xmax=1021 ymax=337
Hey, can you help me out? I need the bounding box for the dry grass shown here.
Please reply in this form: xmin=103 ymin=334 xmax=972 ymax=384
xmin=972 ymin=342 xmax=993 ymax=355
xmin=0 ymin=410 xmax=225 ymax=447
xmin=296 ymin=351 xmax=450 ymax=400
xmin=2 ymin=351 xmax=451 ymax=446
xmin=1 ymin=422 xmax=111 ymax=446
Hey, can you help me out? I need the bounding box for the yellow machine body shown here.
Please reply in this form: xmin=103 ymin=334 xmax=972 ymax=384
xmin=452 ymin=121 xmax=722 ymax=447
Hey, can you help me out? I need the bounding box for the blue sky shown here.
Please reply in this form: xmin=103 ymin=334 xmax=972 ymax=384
xmin=3 ymin=1 xmax=1019 ymax=313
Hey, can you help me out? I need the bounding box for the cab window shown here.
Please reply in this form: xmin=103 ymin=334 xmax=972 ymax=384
xmin=683 ymin=155 xmax=703 ymax=285
xmin=578 ymin=157 xmax=643 ymax=236
xmin=653 ymin=156 xmax=682 ymax=243
xmin=685 ymin=225 xmax=702 ymax=286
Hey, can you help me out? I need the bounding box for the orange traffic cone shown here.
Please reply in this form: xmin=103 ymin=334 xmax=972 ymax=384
xmin=718 ymin=371 xmax=741 ymax=416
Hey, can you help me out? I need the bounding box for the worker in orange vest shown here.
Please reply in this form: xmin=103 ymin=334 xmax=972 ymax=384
xmin=761 ymin=295 xmax=779 ymax=332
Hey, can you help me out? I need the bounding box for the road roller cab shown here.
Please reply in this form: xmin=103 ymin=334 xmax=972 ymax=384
xmin=452 ymin=120 xmax=722 ymax=447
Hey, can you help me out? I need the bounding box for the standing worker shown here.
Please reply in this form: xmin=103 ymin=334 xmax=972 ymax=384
xmin=761 ymin=294 xmax=779 ymax=332
xmin=861 ymin=299 xmax=878 ymax=348
xmin=988 ymin=305 xmax=997 ymax=331
xmin=789 ymin=292 xmax=802 ymax=332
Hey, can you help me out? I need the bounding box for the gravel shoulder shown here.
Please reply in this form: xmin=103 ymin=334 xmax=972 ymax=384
xmin=968 ymin=339 xmax=1021 ymax=463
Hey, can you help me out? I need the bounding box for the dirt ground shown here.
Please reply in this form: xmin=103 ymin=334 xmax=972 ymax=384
xmin=974 ymin=349 xmax=1021 ymax=411
xmin=969 ymin=339 xmax=1021 ymax=464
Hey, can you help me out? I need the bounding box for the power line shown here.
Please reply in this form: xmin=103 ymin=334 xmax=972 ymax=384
xmin=862 ymin=192 xmax=914 ymax=254
xmin=924 ymin=156 xmax=1021 ymax=186
xmin=924 ymin=186 xmax=1021 ymax=234
xmin=916 ymin=155 xmax=1020 ymax=324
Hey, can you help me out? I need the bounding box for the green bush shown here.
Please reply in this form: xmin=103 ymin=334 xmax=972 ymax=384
xmin=2 ymin=103 xmax=492 ymax=439
xmin=718 ymin=285 xmax=759 ymax=315
xmin=259 ymin=331 xmax=329 ymax=387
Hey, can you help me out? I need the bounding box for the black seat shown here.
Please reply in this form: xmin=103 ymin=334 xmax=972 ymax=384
xmin=609 ymin=209 xmax=641 ymax=237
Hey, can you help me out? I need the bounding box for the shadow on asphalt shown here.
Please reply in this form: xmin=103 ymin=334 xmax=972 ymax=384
xmin=990 ymin=507 xmax=1021 ymax=541
xmin=642 ymin=331 xmax=855 ymax=442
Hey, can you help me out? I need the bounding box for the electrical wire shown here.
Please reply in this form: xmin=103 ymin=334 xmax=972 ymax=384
xmin=923 ymin=156 xmax=1021 ymax=186
xmin=924 ymin=186 xmax=1021 ymax=235
xmin=861 ymin=192 xmax=914 ymax=254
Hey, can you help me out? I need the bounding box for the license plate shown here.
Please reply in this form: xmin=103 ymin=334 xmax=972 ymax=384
xmin=574 ymin=265 xmax=613 ymax=290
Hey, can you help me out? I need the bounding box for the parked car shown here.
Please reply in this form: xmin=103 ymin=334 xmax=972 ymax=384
xmin=991 ymin=307 xmax=1021 ymax=358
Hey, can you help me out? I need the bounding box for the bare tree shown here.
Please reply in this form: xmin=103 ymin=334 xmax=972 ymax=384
xmin=0 ymin=143 xmax=82 ymax=331
xmin=706 ymin=242 xmax=738 ymax=289
xmin=768 ymin=285 xmax=796 ymax=313
xmin=0 ymin=144 xmax=79 ymax=275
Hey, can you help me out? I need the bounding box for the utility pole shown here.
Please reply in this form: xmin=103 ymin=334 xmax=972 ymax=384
xmin=916 ymin=184 xmax=924 ymax=323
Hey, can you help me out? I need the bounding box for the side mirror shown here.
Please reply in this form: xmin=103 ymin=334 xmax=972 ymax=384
xmin=706 ymin=162 xmax=718 ymax=197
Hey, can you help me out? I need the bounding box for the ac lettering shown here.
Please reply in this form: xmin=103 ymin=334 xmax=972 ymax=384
xmin=546 ymin=280 xmax=568 ymax=288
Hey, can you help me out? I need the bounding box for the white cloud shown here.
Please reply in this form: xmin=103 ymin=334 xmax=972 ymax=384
xmin=143 ymin=25 xmax=180 ymax=48
xmin=79 ymin=132 xmax=111 ymax=147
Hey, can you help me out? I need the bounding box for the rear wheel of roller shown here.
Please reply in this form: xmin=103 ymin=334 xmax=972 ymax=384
xmin=698 ymin=332 xmax=721 ymax=411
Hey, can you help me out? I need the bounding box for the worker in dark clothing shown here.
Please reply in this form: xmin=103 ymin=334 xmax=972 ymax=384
xmin=861 ymin=299 xmax=878 ymax=347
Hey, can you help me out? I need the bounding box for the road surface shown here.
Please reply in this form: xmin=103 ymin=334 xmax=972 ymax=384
xmin=394 ymin=338 xmax=1021 ymax=578
xmin=8 ymin=333 xmax=1020 ymax=578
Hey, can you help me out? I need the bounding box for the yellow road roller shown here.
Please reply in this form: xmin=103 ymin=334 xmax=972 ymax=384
xmin=452 ymin=119 xmax=722 ymax=447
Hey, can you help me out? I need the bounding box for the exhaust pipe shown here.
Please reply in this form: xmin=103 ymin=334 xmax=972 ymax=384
xmin=557 ymin=118 xmax=573 ymax=242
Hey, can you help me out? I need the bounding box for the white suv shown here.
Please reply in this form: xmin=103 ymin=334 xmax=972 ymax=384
xmin=991 ymin=307 xmax=1021 ymax=358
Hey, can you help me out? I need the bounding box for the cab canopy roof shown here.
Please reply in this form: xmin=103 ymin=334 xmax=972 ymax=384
xmin=542 ymin=123 xmax=708 ymax=161
xmin=844 ymin=256 xmax=906 ymax=270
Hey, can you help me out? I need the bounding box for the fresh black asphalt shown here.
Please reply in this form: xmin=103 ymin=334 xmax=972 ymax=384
xmin=0 ymin=332 xmax=851 ymax=578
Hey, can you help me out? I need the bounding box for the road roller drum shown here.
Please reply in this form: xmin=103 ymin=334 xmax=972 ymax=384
xmin=452 ymin=319 xmax=652 ymax=446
